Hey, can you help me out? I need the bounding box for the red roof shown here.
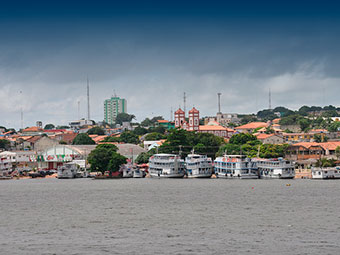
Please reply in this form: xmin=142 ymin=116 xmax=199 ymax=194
xmin=22 ymin=127 xmax=43 ymax=132
xmin=157 ymin=120 xmax=169 ymax=123
xmin=175 ymin=108 xmax=185 ymax=114
xmin=199 ymin=125 xmax=227 ymax=131
xmin=189 ymin=107 xmax=199 ymax=113
xmin=235 ymin=122 xmax=268 ymax=130
xmin=43 ymin=129 xmax=67 ymax=133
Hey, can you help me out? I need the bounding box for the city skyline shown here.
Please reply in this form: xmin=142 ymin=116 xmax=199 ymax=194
xmin=1 ymin=1 xmax=340 ymax=129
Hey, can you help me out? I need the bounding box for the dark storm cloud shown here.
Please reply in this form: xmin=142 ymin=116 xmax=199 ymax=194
xmin=1 ymin=0 xmax=340 ymax=128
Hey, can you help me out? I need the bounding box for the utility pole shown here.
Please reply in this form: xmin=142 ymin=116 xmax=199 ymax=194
xmin=87 ymin=77 xmax=90 ymax=121
xmin=170 ymin=107 xmax=173 ymax=122
xmin=217 ymin=92 xmax=222 ymax=114
xmin=269 ymin=87 xmax=272 ymax=110
xmin=77 ymin=100 xmax=80 ymax=120
xmin=20 ymin=90 xmax=23 ymax=130
xmin=183 ymin=92 xmax=186 ymax=115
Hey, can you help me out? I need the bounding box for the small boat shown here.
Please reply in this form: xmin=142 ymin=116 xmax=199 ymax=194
xmin=57 ymin=163 xmax=77 ymax=179
xmin=148 ymin=154 xmax=185 ymax=178
xmin=0 ymin=175 xmax=13 ymax=180
xmin=121 ymin=164 xmax=133 ymax=178
xmin=185 ymin=153 xmax=213 ymax=178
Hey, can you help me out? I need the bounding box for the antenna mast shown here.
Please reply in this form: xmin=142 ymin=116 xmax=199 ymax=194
xmin=77 ymin=100 xmax=80 ymax=120
xmin=20 ymin=91 xmax=23 ymax=130
xmin=87 ymin=77 xmax=90 ymax=121
xmin=269 ymin=87 xmax=272 ymax=110
xmin=217 ymin=92 xmax=222 ymax=114
xmin=183 ymin=92 xmax=186 ymax=116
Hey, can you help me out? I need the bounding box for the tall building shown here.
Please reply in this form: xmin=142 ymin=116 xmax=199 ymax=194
xmin=104 ymin=96 xmax=127 ymax=124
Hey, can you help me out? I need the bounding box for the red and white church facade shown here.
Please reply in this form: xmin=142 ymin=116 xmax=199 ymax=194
xmin=174 ymin=107 xmax=234 ymax=139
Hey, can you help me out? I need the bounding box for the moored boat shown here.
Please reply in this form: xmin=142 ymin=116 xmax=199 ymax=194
xmin=312 ymin=167 xmax=340 ymax=179
xmin=185 ymin=153 xmax=213 ymax=178
xmin=256 ymin=158 xmax=295 ymax=179
xmin=57 ymin=163 xmax=77 ymax=179
xmin=148 ymin=154 xmax=185 ymax=178
xmin=214 ymin=154 xmax=258 ymax=179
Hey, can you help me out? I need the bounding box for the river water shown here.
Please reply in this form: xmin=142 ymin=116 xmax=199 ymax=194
xmin=1 ymin=178 xmax=340 ymax=255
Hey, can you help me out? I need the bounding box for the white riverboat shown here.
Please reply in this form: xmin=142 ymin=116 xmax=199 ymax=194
xmin=57 ymin=163 xmax=77 ymax=179
xmin=214 ymin=155 xmax=258 ymax=179
xmin=185 ymin=153 xmax=213 ymax=178
xmin=256 ymin=158 xmax=295 ymax=179
xmin=312 ymin=167 xmax=340 ymax=179
xmin=148 ymin=154 xmax=185 ymax=178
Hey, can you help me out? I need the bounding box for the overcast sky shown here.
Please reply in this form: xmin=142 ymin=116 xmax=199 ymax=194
xmin=1 ymin=1 xmax=340 ymax=129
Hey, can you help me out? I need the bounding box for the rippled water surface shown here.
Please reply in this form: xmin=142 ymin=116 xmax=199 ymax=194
xmin=1 ymin=178 xmax=340 ymax=255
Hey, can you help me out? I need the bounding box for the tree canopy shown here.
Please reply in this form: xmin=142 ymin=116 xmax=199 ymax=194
xmin=87 ymin=126 xmax=105 ymax=135
xmin=115 ymin=113 xmax=136 ymax=125
xmin=158 ymin=129 xmax=224 ymax=158
xmin=87 ymin=144 xmax=126 ymax=174
xmin=44 ymin=124 xmax=55 ymax=130
xmin=72 ymin=133 xmax=95 ymax=145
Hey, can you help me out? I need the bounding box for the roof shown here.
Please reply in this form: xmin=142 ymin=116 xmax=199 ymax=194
xmin=43 ymin=129 xmax=67 ymax=133
xmin=189 ymin=107 xmax=199 ymax=113
xmin=272 ymin=118 xmax=281 ymax=124
xmin=22 ymin=127 xmax=43 ymax=132
xmin=26 ymin=136 xmax=42 ymax=143
xmin=256 ymin=133 xmax=282 ymax=140
xmin=310 ymin=129 xmax=329 ymax=133
xmin=175 ymin=108 xmax=185 ymax=114
xmin=199 ymin=125 xmax=227 ymax=131
xmin=290 ymin=141 xmax=340 ymax=151
xmin=235 ymin=122 xmax=268 ymax=130
xmin=157 ymin=120 xmax=169 ymax=123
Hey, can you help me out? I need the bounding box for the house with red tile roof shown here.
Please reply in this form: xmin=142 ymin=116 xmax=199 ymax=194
xmin=235 ymin=122 xmax=268 ymax=133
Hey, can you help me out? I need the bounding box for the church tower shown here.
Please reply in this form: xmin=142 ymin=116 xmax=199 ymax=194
xmin=188 ymin=107 xmax=199 ymax=131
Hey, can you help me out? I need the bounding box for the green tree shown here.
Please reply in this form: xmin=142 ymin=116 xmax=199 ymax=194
xmin=120 ymin=131 xmax=139 ymax=144
xmin=103 ymin=136 xmax=121 ymax=143
xmin=148 ymin=126 xmax=166 ymax=134
xmin=87 ymin=126 xmax=105 ymax=135
xmin=336 ymin=146 xmax=340 ymax=160
xmin=141 ymin=118 xmax=153 ymax=127
xmin=87 ymin=144 xmax=125 ymax=175
xmin=313 ymin=134 xmax=322 ymax=143
xmin=59 ymin=140 xmax=67 ymax=145
xmin=56 ymin=125 xmax=70 ymax=129
xmin=135 ymin=148 xmax=156 ymax=164
xmin=144 ymin=132 xmax=166 ymax=141
xmin=0 ymin=139 xmax=10 ymax=150
xmin=44 ymin=124 xmax=55 ymax=130
xmin=115 ymin=113 xmax=136 ymax=125
xmin=229 ymin=133 xmax=257 ymax=145
xmin=328 ymin=121 xmax=340 ymax=132
xmin=133 ymin=126 xmax=148 ymax=136
xmin=72 ymin=133 xmax=95 ymax=145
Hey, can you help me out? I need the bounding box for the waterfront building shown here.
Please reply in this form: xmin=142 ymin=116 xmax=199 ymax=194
xmin=104 ymin=95 xmax=127 ymax=125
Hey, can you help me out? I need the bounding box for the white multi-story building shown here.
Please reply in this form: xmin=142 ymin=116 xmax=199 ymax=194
xmin=104 ymin=96 xmax=127 ymax=124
